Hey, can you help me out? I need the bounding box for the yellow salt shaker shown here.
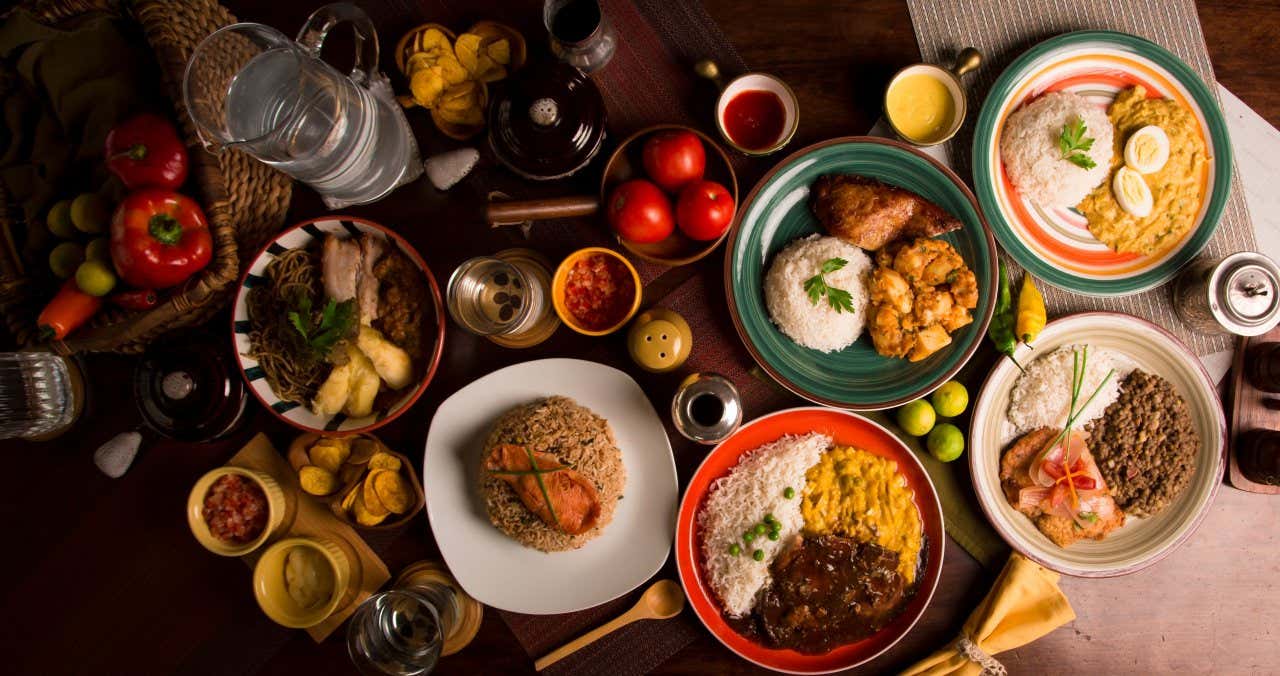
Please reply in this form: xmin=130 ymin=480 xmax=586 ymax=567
xmin=627 ymin=308 xmax=692 ymax=373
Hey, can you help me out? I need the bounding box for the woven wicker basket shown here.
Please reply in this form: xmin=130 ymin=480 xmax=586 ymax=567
xmin=0 ymin=0 xmax=292 ymax=354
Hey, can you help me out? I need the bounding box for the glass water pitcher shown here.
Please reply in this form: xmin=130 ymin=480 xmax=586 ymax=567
xmin=183 ymin=3 xmax=422 ymax=208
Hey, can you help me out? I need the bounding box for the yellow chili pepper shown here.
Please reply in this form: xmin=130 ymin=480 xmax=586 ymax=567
xmin=1016 ymin=273 xmax=1047 ymax=345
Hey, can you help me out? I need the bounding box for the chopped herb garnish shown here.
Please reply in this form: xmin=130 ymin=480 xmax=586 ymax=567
xmin=803 ymin=257 xmax=856 ymax=313
xmin=1059 ymin=117 xmax=1097 ymax=170
xmin=288 ymin=296 xmax=357 ymax=357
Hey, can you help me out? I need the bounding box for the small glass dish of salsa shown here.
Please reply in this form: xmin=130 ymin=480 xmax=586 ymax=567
xmin=187 ymin=467 xmax=285 ymax=557
xmin=551 ymin=247 xmax=642 ymax=336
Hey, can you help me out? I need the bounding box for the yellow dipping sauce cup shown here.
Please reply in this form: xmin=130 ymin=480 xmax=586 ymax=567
xmin=884 ymin=48 xmax=981 ymax=147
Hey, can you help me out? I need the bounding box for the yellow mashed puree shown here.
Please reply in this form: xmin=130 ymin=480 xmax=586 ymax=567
xmin=1078 ymin=86 xmax=1207 ymax=255
xmin=801 ymin=445 xmax=922 ymax=582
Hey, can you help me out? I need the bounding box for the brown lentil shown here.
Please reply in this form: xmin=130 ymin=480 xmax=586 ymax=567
xmin=1084 ymin=370 xmax=1199 ymax=517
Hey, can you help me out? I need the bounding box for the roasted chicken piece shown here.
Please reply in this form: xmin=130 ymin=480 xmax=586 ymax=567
xmin=484 ymin=444 xmax=602 ymax=536
xmin=810 ymin=175 xmax=962 ymax=251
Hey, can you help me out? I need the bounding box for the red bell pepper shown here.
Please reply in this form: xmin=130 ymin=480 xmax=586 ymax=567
xmin=105 ymin=113 xmax=189 ymax=190
xmin=110 ymin=189 xmax=213 ymax=289
xmin=37 ymin=279 xmax=103 ymax=341
xmin=109 ymin=289 xmax=160 ymax=311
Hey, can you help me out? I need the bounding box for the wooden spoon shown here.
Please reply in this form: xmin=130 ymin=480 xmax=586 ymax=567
xmin=534 ymin=579 xmax=685 ymax=671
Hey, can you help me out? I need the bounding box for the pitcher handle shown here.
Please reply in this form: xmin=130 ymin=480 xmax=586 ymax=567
xmin=296 ymin=2 xmax=380 ymax=87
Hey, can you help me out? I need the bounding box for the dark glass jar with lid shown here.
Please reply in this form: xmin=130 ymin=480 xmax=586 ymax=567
xmin=488 ymin=61 xmax=607 ymax=181
xmin=132 ymin=334 xmax=249 ymax=442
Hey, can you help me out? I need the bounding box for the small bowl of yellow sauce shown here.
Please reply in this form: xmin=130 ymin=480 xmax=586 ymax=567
xmin=884 ymin=48 xmax=981 ymax=147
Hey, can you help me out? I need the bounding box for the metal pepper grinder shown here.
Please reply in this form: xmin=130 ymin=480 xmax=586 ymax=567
xmin=672 ymin=373 xmax=743 ymax=445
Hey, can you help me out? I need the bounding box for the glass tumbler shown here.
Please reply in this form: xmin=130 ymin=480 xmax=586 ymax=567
xmin=347 ymin=582 xmax=459 ymax=676
xmin=0 ymin=352 xmax=82 ymax=440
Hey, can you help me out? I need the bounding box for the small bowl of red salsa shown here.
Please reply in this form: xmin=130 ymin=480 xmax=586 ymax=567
xmin=552 ymin=248 xmax=643 ymax=336
xmin=187 ymin=467 xmax=285 ymax=556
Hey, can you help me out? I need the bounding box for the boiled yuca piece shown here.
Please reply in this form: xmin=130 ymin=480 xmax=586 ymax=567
xmin=312 ymin=361 xmax=354 ymax=416
xmin=356 ymin=325 xmax=413 ymax=389
xmin=344 ymin=346 xmax=381 ymax=417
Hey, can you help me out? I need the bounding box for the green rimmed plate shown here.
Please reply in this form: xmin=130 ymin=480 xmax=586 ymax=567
xmin=725 ymin=137 xmax=998 ymax=410
xmin=972 ymin=30 xmax=1233 ymax=297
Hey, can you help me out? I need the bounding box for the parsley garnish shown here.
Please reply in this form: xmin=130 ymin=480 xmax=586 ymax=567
xmin=288 ymin=296 xmax=357 ymax=357
xmin=1058 ymin=117 xmax=1097 ymax=169
xmin=803 ymin=257 xmax=856 ymax=313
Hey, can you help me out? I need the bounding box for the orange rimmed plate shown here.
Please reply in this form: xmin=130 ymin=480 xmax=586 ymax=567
xmin=674 ymin=407 xmax=944 ymax=673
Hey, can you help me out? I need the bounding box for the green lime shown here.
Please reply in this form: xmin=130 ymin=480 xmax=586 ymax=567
xmin=927 ymin=423 xmax=965 ymax=462
xmin=896 ymin=399 xmax=936 ymax=437
xmin=48 ymin=241 xmax=85 ymax=279
xmin=47 ymin=200 xmax=75 ymax=239
xmin=85 ymin=237 xmax=111 ymax=263
xmin=931 ymin=381 xmax=970 ymax=418
xmin=70 ymin=193 xmax=111 ymax=234
xmin=74 ymin=259 xmax=117 ymax=296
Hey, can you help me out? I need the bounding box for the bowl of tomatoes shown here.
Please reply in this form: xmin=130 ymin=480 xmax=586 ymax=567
xmin=602 ymin=125 xmax=738 ymax=266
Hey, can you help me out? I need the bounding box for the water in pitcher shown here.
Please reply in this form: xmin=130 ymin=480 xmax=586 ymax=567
xmin=224 ymin=48 xmax=414 ymax=206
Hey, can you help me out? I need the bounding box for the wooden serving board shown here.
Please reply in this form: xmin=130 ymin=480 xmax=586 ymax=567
xmin=1228 ymin=331 xmax=1280 ymax=494
xmin=227 ymin=433 xmax=392 ymax=641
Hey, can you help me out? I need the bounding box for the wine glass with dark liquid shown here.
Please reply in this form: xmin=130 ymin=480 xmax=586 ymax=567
xmin=544 ymin=0 xmax=616 ymax=73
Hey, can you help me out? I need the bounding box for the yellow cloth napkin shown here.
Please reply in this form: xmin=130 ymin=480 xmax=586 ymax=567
xmin=903 ymin=553 xmax=1075 ymax=676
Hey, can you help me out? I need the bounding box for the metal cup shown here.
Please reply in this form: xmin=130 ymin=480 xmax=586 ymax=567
xmin=883 ymin=47 xmax=981 ymax=147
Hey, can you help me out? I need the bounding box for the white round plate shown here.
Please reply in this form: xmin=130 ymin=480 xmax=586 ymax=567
xmin=424 ymin=358 xmax=678 ymax=614
xmin=970 ymin=312 xmax=1226 ymax=577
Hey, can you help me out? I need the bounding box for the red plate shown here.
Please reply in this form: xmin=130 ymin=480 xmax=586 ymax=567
xmin=675 ymin=407 xmax=945 ymax=673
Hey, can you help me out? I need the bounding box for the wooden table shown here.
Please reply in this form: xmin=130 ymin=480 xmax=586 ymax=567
xmin=2 ymin=1 xmax=1277 ymax=674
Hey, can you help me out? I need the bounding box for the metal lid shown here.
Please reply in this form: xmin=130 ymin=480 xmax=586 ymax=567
xmin=488 ymin=61 xmax=606 ymax=181
xmin=1213 ymin=252 xmax=1280 ymax=336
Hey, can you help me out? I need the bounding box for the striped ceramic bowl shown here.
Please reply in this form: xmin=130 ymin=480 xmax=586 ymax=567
xmin=972 ymin=30 xmax=1232 ymax=297
xmin=969 ymin=312 xmax=1226 ymax=577
xmin=231 ymin=216 xmax=445 ymax=435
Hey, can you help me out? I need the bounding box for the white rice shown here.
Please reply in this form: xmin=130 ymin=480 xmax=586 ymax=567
xmin=763 ymin=235 xmax=871 ymax=352
xmin=1008 ymin=345 xmax=1132 ymax=435
xmin=1000 ymin=91 xmax=1114 ymax=206
xmin=697 ymin=432 xmax=829 ymax=618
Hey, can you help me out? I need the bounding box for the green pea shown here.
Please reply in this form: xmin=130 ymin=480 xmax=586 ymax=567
xmin=729 ymin=543 xmax=741 ymax=556
xmin=743 ymin=531 xmax=755 ymax=543
xmin=753 ymin=523 xmax=767 ymax=536
xmin=783 ymin=487 xmax=796 ymax=499
xmin=764 ymin=513 xmax=778 ymax=525
xmin=767 ymin=531 xmax=780 ymax=541
xmin=753 ymin=549 xmax=764 ymax=561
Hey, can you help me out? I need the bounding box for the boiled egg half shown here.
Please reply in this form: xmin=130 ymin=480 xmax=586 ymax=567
xmin=1123 ymin=125 xmax=1170 ymax=174
xmin=1113 ymin=166 xmax=1154 ymax=218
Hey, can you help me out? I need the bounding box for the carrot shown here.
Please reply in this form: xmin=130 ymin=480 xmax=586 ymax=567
xmin=37 ymin=279 xmax=103 ymax=341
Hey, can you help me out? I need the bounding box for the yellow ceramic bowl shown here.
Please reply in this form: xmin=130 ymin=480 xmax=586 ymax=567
xmin=551 ymin=247 xmax=643 ymax=336
xmin=252 ymin=536 xmax=351 ymax=628
xmin=187 ymin=467 xmax=285 ymax=557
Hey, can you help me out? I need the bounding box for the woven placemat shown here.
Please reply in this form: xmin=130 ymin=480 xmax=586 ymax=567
xmin=904 ymin=0 xmax=1257 ymax=356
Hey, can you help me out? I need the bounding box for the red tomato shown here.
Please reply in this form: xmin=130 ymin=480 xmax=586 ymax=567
xmin=607 ymin=179 xmax=675 ymax=244
xmin=641 ymin=130 xmax=706 ymax=193
xmin=676 ymin=181 xmax=735 ymax=241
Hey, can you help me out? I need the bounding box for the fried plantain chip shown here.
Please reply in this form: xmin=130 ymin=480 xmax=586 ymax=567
xmin=299 ymin=465 xmax=338 ymax=496
xmin=409 ymin=69 xmax=446 ymax=108
xmin=438 ymin=102 xmax=485 ymax=126
xmin=373 ymin=471 xmax=413 ymax=514
xmin=309 ymin=439 xmax=349 ymax=474
xmin=406 ymin=51 xmax=436 ymax=75
xmin=486 ymin=38 xmax=511 ymax=65
xmin=368 ymin=452 xmax=402 ymax=472
xmin=351 ymin=490 xmax=387 ymax=526
xmin=341 ymin=484 xmax=359 ymax=512
xmin=417 ymin=28 xmax=451 ymax=53
xmin=362 ymin=470 xmax=392 ymax=517
xmin=454 ymin=33 xmax=483 ymax=74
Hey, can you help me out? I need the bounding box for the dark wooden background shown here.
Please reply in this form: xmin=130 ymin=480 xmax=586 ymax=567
xmin=2 ymin=1 xmax=1277 ymax=675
